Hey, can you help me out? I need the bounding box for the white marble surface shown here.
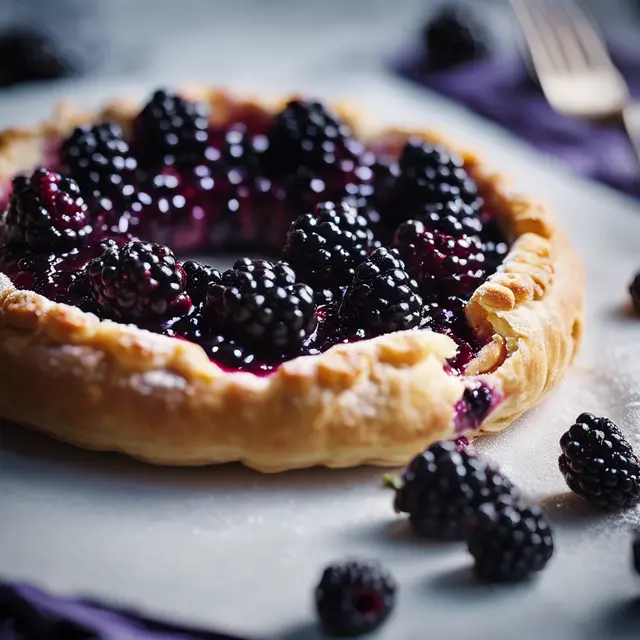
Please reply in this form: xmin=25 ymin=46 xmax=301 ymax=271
xmin=2 ymin=4 xmax=640 ymax=638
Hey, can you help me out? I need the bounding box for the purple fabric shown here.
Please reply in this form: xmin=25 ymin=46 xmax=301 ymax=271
xmin=396 ymin=46 xmax=640 ymax=198
xmin=0 ymin=581 xmax=252 ymax=639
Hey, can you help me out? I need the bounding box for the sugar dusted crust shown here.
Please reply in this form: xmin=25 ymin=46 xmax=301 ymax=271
xmin=0 ymin=89 xmax=585 ymax=472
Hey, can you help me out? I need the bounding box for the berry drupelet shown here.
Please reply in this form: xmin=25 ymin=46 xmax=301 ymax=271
xmin=205 ymin=258 xmax=317 ymax=359
xmin=393 ymin=139 xmax=480 ymax=215
xmin=390 ymin=440 xmax=517 ymax=540
xmin=339 ymin=247 xmax=424 ymax=336
xmin=468 ymin=498 xmax=554 ymax=582
xmin=3 ymin=168 xmax=91 ymax=252
xmin=315 ymin=560 xmax=397 ymax=637
xmin=60 ymin=122 xmax=138 ymax=209
xmin=86 ymin=240 xmax=192 ymax=322
xmin=559 ymin=413 xmax=640 ymax=509
xmin=282 ymin=201 xmax=376 ymax=304
xmin=134 ymin=89 xmax=210 ymax=164
xmin=394 ymin=219 xmax=486 ymax=300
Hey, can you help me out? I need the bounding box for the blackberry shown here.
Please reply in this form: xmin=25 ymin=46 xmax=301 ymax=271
xmin=423 ymin=4 xmax=490 ymax=71
xmin=416 ymin=200 xmax=483 ymax=239
xmin=268 ymin=99 xmax=356 ymax=174
xmin=390 ymin=440 xmax=517 ymax=540
xmin=340 ymin=247 xmax=424 ymax=336
xmin=129 ymin=164 xmax=288 ymax=253
xmin=360 ymin=156 xmax=400 ymax=214
xmin=282 ymin=201 xmax=376 ymax=305
xmin=205 ymin=123 xmax=268 ymax=174
xmin=267 ymin=100 xmax=369 ymax=217
xmin=60 ymin=122 xmax=137 ymax=208
xmin=283 ymin=162 xmax=368 ymax=219
xmin=0 ymin=30 xmax=74 ymax=88
xmin=559 ymin=413 xmax=640 ymax=509
xmin=315 ymin=560 xmax=397 ymax=637
xmin=67 ymin=270 xmax=94 ymax=311
xmin=134 ymin=89 xmax=210 ymax=164
xmin=456 ymin=383 xmax=494 ymax=431
xmin=394 ymin=139 xmax=480 ymax=212
xmin=629 ymin=272 xmax=640 ymax=314
xmin=127 ymin=165 xmax=229 ymax=244
xmin=182 ymin=260 xmax=221 ymax=306
xmin=129 ymin=170 xmax=186 ymax=229
xmin=205 ymin=258 xmax=317 ymax=357
xmin=468 ymin=498 xmax=554 ymax=582
xmin=209 ymin=174 xmax=290 ymax=252
xmin=394 ymin=219 xmax=486 ymax=299
xmin=633 ymin=528 xmax=640 ymax=576
xmin=87 ymin=240 xmax=192 ymax=322
xmin=3 ymin=168 xmax=90 ymax=252
xmin=481 ymin=222 xmax=510 ymax=271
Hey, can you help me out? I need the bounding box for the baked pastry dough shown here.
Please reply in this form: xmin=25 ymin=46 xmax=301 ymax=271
xmin=0 ymin=89 xmax=584 ymax=472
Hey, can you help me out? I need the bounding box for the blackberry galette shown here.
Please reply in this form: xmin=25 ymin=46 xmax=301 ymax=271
xmin=0 ymin=88 xmax=584 ymax=472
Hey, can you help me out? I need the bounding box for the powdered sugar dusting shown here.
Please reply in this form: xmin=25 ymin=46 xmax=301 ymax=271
xmin=475 ymin=337 xmax=640 ymax=534
xmin=130 ymin=370 xmax=188 ymax=395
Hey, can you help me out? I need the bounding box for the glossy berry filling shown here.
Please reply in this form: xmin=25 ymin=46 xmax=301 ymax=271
xmin=0 ymin=90 xmax=510 ymax=425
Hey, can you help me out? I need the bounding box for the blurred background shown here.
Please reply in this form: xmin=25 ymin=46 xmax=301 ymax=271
xmin=0 ymin=0 xmax=636 ymax=92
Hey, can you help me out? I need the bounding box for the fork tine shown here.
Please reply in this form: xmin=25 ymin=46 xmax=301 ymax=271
xmin=555 ymin=0 xmax=614 ymax=68
xmin=539 ymin=0 xmax=590 ymax=70
xmin=510 ymin=0 xmax=567 ymax=72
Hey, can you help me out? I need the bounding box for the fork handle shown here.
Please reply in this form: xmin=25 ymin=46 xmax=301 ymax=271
xmin=622 ymin=104 xmax=640 ymax=168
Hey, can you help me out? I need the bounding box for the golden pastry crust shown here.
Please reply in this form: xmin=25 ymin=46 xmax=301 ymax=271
xmin=0 ymin=89 xmax=585 ymax=472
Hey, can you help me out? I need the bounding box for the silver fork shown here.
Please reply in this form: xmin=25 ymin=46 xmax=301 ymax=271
xmin=510 ymin=0 xmax=640 ymax=163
